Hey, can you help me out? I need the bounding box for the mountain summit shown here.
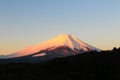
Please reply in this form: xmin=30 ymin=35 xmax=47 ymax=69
xmin=8 ymin=34 xmax=100 ymax=58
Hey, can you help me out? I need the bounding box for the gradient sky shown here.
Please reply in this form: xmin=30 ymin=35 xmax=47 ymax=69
xmin=0 ymin=0 xmax=120 ymax=55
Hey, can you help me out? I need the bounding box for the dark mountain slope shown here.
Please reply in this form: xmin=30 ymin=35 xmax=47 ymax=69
xmin=0 ymin=48 xmax=120 ymax=80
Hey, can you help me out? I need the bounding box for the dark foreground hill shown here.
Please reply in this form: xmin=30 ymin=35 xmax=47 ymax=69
xmin=0 ymin=47 xmax=120 ymax=80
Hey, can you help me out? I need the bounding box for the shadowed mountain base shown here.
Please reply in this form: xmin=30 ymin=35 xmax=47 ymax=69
xmin=0 ymin=48 xmax=120 ymax=80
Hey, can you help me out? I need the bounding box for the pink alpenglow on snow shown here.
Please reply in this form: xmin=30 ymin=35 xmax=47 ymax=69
xmin=7 ymin=34 xmax=100 ymax=58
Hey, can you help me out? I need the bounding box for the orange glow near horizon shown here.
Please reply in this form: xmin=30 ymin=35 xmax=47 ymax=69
xmin=0 ymin=44 xmax=119 ymax=55
xmin=0 ymin=43 xmax=116 ymax=55
xmin=0 ymin=35 xmax=118 ymax=55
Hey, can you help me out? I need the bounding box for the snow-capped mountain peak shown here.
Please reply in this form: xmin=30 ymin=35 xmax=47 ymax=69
xmin=8 ymin=34 xmax=100 ymax=58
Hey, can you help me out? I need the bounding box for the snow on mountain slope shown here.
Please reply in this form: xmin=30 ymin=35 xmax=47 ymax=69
xmin=7 ymin=34 xmax=100 ymax=58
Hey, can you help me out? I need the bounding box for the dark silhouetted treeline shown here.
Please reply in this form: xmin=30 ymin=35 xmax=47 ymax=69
xmin=0 ymin=47 xmax=120 ymax=80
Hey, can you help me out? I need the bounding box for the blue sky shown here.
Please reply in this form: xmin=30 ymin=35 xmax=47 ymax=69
xmin=0 ymin=0 xmax=120 ymax=55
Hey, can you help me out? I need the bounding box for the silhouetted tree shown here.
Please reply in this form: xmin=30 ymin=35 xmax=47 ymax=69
xmin=112 ymin=47 xmax=117 ymax=51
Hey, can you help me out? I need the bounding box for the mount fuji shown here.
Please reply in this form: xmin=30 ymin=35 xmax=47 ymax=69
xmin=0 ymin=34 xmax=100 ymax=63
